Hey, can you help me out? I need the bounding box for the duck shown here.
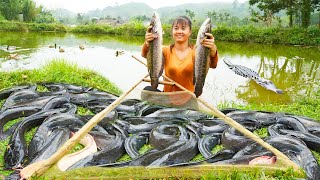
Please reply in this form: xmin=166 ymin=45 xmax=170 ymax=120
xmin=115 ymin=49 xmax=125 ymax=57
xmin=79 ymin=44 xmax=85 ymax=50
xmin=59 ymin=46 xmax=65 ymax=53
xmin=49 ymin=43 xmax=57 ymax=49
xmin=6 ymin=53 xmax=19 ymax=60
xmin=7 ymin=45 xmax=16 ymax=51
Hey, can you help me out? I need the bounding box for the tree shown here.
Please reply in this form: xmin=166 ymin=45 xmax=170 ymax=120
xmin=34 ymin=7 xmax=55 ymax=23
xmin=22 ymin=0 xmax=39 ymax=22
xmin=185 ymin=9 xmax=195 ymax=22
xmin=312 ymin=0 xmax=320 ymax=27
xmin=301 ymin=0 xmax=312 ymax=27
xmin=218 ymin=13 xmax=224 ymax=22
xmin=224 ymin=12 xmax=231 ymax=21
xmin=282 ymin=0 xmax=298 ymax=27
xmin=207 ymin=10 xmax=217 ymax=22
xmin=0 ymin=0 xmax=23 ymax=20
xmin=249 ymin=0 xmax=283 ymax=26
xmin=77 ymin=13 xmax=84 ymax=24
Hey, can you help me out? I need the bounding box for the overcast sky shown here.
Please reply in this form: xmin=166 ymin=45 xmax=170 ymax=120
xmin=34 ymin=0 xmax=247 ymax=13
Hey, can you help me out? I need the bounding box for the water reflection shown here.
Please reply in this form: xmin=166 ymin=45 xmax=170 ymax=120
xmin=0 ymin=32 xmax=319 ymax=105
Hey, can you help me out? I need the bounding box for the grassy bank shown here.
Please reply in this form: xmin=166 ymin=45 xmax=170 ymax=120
xmin=214 ymin=25 xmax=320 ymax=46
xmin=0 ymin=21 xmax=67 ymax=32
xmin=1 ymin=60 xmax=319 ymax=179
xmin=0 ymin=60 xmax=122 ymax=94
xmin=0 ymin=20 xmax=319 ymax=46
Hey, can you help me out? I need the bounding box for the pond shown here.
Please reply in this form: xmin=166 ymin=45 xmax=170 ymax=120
xmin=0 ymin=31 xmax=319 ymax=106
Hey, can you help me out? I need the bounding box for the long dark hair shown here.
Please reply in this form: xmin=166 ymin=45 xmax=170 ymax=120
xmin=170 ymin=16 xmax=193 ymax=52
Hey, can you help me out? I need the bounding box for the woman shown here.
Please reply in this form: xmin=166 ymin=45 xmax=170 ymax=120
xmin=141 ymin=16 xmax=218 ymax=96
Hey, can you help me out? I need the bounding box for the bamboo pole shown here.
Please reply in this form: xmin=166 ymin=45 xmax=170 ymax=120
xmin=143 ymin=78 xmax=175 ymax=86
xmin=132 ymin=55 xmax=300 ymax=170
xmin=20 ymin=74 xmax=149 ymax=179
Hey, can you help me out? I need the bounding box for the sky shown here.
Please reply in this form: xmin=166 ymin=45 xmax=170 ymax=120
xmin=34 ymin=0 xmax=247 ymax=13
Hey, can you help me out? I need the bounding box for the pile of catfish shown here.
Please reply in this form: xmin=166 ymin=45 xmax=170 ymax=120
xmin=1 ymin=83 xmax=320 ymax=179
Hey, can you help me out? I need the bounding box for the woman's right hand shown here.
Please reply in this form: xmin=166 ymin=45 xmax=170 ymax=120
xmin=145 ymin=26 xmax=157 ymax=47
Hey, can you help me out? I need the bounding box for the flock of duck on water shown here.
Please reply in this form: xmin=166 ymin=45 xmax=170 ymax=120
xmin=4 ymin=43 xmax=125 ymax=60
xmin=4 ymin=44 xmax=86 ymax=60
xmin=48 ymin=43 xmax=85 ymax=52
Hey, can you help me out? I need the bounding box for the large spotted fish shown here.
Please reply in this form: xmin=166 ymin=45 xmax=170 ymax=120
xmin=223 ymin=58 xmax=283 ymax=94
xmin=147 ymin=12 xmax=164 ymax=90
xmin=194 ymin=18 xmax=211 ymax=97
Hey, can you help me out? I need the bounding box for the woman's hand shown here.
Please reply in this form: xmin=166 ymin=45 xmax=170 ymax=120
xmin=145 ymin=26 xmax=158 ymax=47
xmin=201 ymin=33 xmax=217 ymax=57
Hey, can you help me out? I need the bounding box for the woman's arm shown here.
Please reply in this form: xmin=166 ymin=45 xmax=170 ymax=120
xmin=141 ymin=26 xmax=157 ymax=58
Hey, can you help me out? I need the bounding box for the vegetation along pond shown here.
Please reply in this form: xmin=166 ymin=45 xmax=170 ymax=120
xmin=0 ymin=31 xmax=319 ymax=105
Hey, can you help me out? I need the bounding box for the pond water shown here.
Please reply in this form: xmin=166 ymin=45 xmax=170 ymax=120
xmin=0 ymin=31 xmax=319 ymax=106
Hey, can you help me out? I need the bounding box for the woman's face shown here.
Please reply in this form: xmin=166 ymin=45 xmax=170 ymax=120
xmin=172 ymin=22 xmax=191 ymax=43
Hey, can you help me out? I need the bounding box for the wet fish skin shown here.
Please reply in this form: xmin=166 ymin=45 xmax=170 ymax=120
xmin=28 ymin=113 xmax=84 ymax=157
xmin=67 ymin=125 xmax=127 ymax=169
xmin=148 ymin=132 xmax=198 ymax=166
xmin=194 ymin=18 xmax=211 ymax=97
xmin=225 ymin=109 xmax=283 ymax=126
xmin=147 ymin=12 xmax=164 ymax=89
xmin=279 ymin=129 xmax=320 ymax=151
xmin=25 ymin=128 xmax=70 ymax=165
xmin=146 ymin=108 xmax=209 ymax=121
xmin=198 ymin=134 xmax=220 ymax=159
xmin=0 ymin=106 xmax=42 ymax=140
xmin=221 ymin=127 xmax=254 ymax=151
xmin=124 ymin=132 xmax=149 ymax=159
xmin=233 ymin=135 xmax=320 ymax=180
xmin=4 ymin=109 xmax=67 ymax=169
xmin=0 ymin=84 xmax=36 ymax=101
xmin=2 ymin=89 xmax=40 ymax=110
xmin=268 ymin=123 xmax=287 ymax=136
xmin=129 ymin=141 xmax=184 ymax=166
xmin=190 ymin=118 xmax=228 ymax=135
xmin=206 ymin=149 xmax=236 ymax=163
xmin=149 ymin=124 xmax=188 ymax=150
xmin=276 ymin=116 xmax=308 ymax=132
xmin=41 ymin=96 xmax=70 ymax=111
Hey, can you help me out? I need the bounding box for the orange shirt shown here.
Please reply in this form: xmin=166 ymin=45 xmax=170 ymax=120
xmin=162 ymin=45 xmax=218 ymax=93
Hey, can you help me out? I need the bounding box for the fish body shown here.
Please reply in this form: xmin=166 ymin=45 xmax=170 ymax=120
xmin=223 ymin=58 xmax=283 ymax=94
xmin=194 ymin=18 xmax=211 ymax=97
xmin=147 ymin=12 xmax=164 ymax=89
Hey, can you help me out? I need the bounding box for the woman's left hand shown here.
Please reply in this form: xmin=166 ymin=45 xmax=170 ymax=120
xmin=201 ymin=33 xmax=217 ymax=57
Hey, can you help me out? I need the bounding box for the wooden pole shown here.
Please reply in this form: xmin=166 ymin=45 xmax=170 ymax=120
xmin=132 ymin=55 xmax=300 ymax=170
xmin=20 ymin=74 xmax=149 ymax=179
xmin=143 ymin=78 xmax=175 ymax=86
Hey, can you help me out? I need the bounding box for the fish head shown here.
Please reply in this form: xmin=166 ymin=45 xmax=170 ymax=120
xmin=204 ymin=18 xmax=211 ymax=34
xmin=197 ymin=18 xmax=212 ymax=42
xmin=150 ymin=12 xmax=161 ymax=33
xmin=249 ymin=156 xmax=277 ymax=165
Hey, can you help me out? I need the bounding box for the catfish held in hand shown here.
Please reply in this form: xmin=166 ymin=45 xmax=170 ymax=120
xmin=147 ymin=12 xmax=164 ymax=90
xmin=194 ymin=18 xmax=211 ymax=97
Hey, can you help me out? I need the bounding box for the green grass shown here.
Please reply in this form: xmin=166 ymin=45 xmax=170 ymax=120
xmin=43 ymin=164 xmax=304 ymax=179
xmin=0 ymin=59 xmax=122 ymax=96
xmin=76 ymin=106 xmax=94 ymax=116
xmin=253 ymin=127 xmax=269 ymax=138
xmin=36 ymin=85 xmax=49 ymax=92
